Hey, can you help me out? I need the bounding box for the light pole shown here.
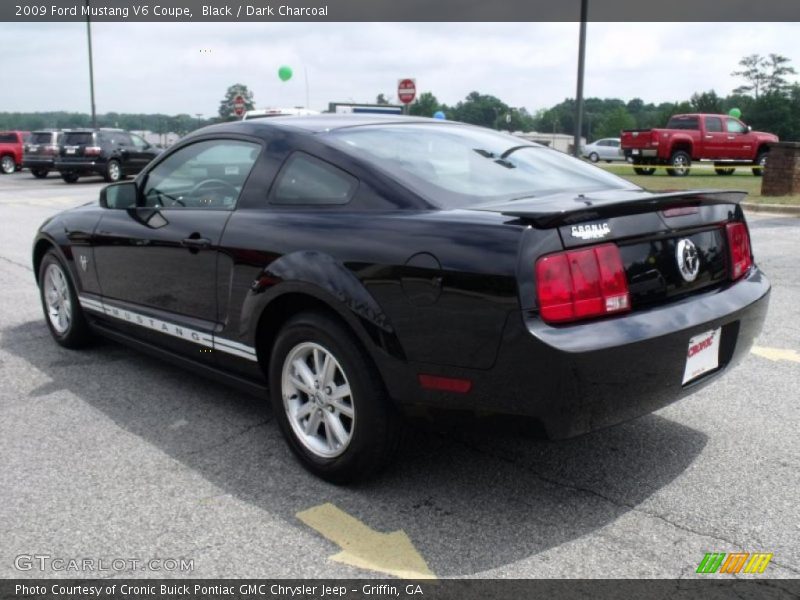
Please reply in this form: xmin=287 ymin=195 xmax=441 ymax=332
xmin=85 ymin=0 xmax=97 ymax=129
xmin=573 ymin=0 xmax=588 ymax=157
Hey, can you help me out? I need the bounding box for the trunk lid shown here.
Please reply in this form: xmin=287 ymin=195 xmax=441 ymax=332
xmin=475 ymin=189 xmax=746 ymax=310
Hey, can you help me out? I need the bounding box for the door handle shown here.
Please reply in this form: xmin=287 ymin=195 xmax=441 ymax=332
xmin=181 ymin=237 xmax=211 ymax=249
xmin=705 ymin=135 xmax=713 ymax=139
xmin=727 ymin=136 xmax=735 ymax=140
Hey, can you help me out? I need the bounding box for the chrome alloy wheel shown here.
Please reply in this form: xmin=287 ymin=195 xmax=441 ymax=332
xmin=108 ymin=161 xmax=121 ymax=181
xmin=672 ymin=154 xmax=689 ymax=174
xmin=281 ymin=342 xmax=355 ymax=458
xmin=1 ymin=156 xmax=14 ymax=174
xmin=44 ymin=263 xmax=72 ymax=334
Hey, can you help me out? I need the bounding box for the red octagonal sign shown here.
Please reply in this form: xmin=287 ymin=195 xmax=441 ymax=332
xmin=397 ymin=78 xmax=416 ymax=104
xmin=233 ymin=95 xmax=246 ymax=117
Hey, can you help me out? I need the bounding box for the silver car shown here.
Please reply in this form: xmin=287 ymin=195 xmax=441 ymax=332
xmin=582 ymin=137 xmax=624 ymax=162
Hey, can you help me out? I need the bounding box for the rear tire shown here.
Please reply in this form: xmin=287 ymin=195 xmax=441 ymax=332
xmin=104 ymin=159 xmax=122 ymax=183
xmin=269 ymin=311 xmax=401 ymax=483
xmin=38 ymin=251 xmax=93 ymax=349
xmin=633 ymin=166 xmax=656 ymax=175
xmin=1 ymin=155 xmax=15 ymax=174
xmin=32 ymin=168 xmax=49 ymax=179
xmin=666 ymin=150 xmax=691 ymax=177
xmin=753 ymin=151 xmax=767 ymax=176
xmin=60 ymin=172 xmax=79 ymax=183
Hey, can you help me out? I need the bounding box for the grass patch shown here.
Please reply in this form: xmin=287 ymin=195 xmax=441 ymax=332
xmin=598 ymin=164 xmax=800 ymax=205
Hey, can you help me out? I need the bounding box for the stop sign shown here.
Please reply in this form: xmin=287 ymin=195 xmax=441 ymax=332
xmin=233 ymin=95 xmax=245 ymax=117
xmin=397 ymin=78 xmax=416 ymax=104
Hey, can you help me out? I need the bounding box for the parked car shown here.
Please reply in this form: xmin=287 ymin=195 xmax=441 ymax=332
xmin=0 ymin=131 xmax=30 ymax=174
xmin=582 ymin=138 xmax=624 ymax=162
xmin=621 ymin=113 xmax=778 ymax=176
xmin=33 ymin=115 xmax=770 ymax=482
xmin=55 ymin=128 xmax=160 ymax=183
xmin=22 ymin=130 xmax=64 ymax=178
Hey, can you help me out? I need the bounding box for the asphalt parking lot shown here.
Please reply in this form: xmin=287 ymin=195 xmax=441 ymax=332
xmin=0 ymin=170 xmax=798 ymax=580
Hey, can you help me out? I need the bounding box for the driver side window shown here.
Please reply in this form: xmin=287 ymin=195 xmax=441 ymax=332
xmin=143 ymin=139 xmax=261 ymax=210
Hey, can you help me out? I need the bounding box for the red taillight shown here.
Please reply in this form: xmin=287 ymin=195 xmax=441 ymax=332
xmin=535 ymin=243 xmax=630 ymax=324
xmin=43 ymin=145 xmax=58 ymax=155
xmin=84 ymin=146 xmax=102 ymax=156
xmin=726 ymin=222 xmax=752 ymax=280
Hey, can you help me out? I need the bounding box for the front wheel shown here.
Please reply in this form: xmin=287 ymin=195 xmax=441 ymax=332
xmin=666 ymin=151 xmax=691 ymax=177
xmin=588 ymin=152 xmax=599 ymax=163
xmin=1 ymin=155 xmax=16 ymax=174
xmin=753 ymin=152 xmax=767 ymax=176
xmin=269 ymin=311 xmax=401 ymax=483
xmin=32 ymin=168 xmax=49 ymax=179
xmin=38 ymin=251 xmax=93 ymax=348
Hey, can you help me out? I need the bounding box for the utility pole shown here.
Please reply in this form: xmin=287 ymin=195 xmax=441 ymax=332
xmin=86 ymin=0 xmax=97 ymax=128
xmin=573 ymin=0 xmax=588 ymax=157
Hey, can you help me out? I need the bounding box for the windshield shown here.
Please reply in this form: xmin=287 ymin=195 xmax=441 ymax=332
xmin=326 ymin=123 xmax=636 ymax=208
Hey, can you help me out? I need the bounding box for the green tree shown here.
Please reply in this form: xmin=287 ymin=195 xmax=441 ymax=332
xmin=450 ymin=91 xmax=508 ymax=128
xmin=690 ymin=90 xmax=723 ymax=113
xmin=218 ymin=83 xmax=255 ymax=120
xmin=409 ymin=92 xmax=443 ymax=118
xmin=595 ymin=106 xmax=635 ymax=138
xmin=763 ymin=53 xmax=797 ymax=95
xmin=376 ymin=93 xmax=389 ymax=105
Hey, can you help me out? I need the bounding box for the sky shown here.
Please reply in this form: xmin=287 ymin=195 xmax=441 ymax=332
xmin=4 ymin=22 xmax=800 ymax=117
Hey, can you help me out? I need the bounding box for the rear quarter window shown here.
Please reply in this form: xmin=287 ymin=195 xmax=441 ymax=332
xmin=270 ymin=153 xmax=357 ymax=206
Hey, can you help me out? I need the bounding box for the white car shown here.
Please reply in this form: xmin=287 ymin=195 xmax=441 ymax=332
xmin=582 ymin=138 xmax=625 ymax=162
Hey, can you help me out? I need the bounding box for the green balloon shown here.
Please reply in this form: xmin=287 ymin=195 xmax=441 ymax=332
xmin=278 ymin=66 xmax=293 ymax=82
xmin=728 ymin=107 xmax=742 ymax=119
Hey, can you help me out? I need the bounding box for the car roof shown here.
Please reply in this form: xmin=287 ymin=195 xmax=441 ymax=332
xmin=192 ymin=114 xmax=458 ymax=138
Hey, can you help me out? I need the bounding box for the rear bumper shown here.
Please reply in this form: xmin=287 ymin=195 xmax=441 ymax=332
xmin=624 ymin=148 xmax=659 ymax=159
xmin=55 ymin=160 xmax=103 ymax=174
xmin=22 ymin=157 xmax=54 ymax=169
xmin=389 ymin=267 xmax=770 ymax=438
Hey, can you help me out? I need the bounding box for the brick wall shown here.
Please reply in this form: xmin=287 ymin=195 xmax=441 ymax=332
xmin=762 ymin=142 xmax=800 ymax=196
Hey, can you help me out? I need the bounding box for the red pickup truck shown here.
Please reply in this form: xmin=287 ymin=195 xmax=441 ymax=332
xmin=0 ymin=131 xmax=30 ymax=174
xmin=621 ymin=114 xmax=777 ymax=177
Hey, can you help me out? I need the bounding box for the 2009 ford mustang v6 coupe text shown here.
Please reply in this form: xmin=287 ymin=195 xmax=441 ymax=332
xmin=34 ymin=115 xmax=770 ymax=482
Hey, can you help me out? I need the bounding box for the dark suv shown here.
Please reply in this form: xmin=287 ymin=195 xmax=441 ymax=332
xmin=22 ymin=130 xmax=64 ymax=178
xmin=55 ymin=129 xmax=160 ymax=183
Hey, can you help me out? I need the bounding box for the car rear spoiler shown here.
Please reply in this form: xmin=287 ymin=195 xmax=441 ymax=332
xmin=491 ymin=190 xmax=747 ymax=228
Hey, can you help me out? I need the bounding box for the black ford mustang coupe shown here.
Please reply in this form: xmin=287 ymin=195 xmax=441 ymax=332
xmin=34 ymin=115 xmax=770 ymax=482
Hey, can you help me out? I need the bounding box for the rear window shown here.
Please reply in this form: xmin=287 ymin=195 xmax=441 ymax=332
xmin=30 ymin=132 xmax=55 ymax=144
xmin=63 ymin=132 xmax=94 ymax=145
xmin=666 ymin=116 xmax=700 ymax=130
xmin=326 ymin=124 xmax=634 ymax=208
xmin=0 ymin=133 xmax=18 ymax=143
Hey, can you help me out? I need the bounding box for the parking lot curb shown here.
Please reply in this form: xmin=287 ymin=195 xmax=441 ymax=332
xmin=742 ymin=202 xmax=800 ymax=216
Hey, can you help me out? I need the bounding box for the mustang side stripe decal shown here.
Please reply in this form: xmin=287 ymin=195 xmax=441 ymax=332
xmin=78 ymin=296 xmax=258 ymax=361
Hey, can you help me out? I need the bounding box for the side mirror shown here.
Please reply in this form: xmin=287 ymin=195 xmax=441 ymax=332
xmin=747 ymin=125 xmax=752 ymax=133
xmin=100 ymin=181 xmax=138 ymax=209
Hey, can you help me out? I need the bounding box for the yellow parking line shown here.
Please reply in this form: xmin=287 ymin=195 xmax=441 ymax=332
xmin=296 ymin=502 xmax=436 ymax=580
xmin=751 ymin=346 xmax=800 ymax=364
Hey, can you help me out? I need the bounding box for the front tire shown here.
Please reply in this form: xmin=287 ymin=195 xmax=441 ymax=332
xmin=666 ymin=150 xmax=691 ymax=177
xmin=38 ymin=251 xmax=92 ymax=349
xmin=1 ymin=155 xmax=15 ymax=174
xmin=753 ymin=151 xmax=767 ymax=176
xmin=588 ymin=152 xmax=599 ymax=163
xmin=32 ymin=168 xmax=49 ymax=179
xmin=269 ymin=311 xmax=400 ymax=483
